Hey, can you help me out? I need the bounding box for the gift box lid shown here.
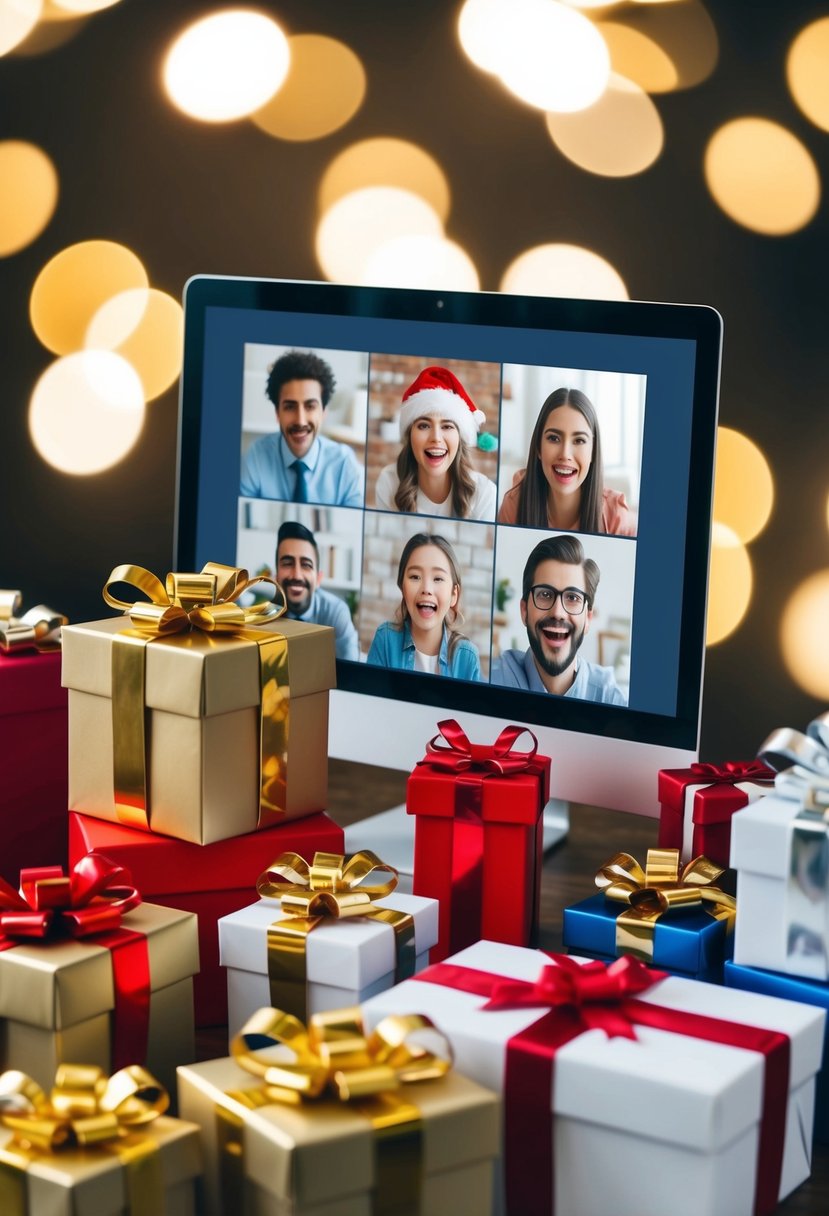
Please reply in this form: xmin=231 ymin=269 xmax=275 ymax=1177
xmin=219 ymin=893 xmax=439 ymax=988
xmin=177 ymin=1054 xmax=499 ymax=1209
xmin=562 ymin=893 xmax=728 ymax=975
xmin=0 ymin=1114 xmax=201 ymax=1216
xmin=726 ymin=959 xmax=829 ymax=1014
xmin=68 ymin=811 xmax=344 ymax=896
xmin=362 ymin=939 xmax=825 ymax=1155
xmin=730 ymin=792 xmax=813 ymax=880
xmin=0 ymin=902 xmax=199 ymax=1030
xmin=61 ymin=615 xmax=335 ymax=719
xmin=0 ymin=650 xmax=67 ymax=717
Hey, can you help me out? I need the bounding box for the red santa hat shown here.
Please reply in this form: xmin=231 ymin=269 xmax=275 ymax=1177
xmin=398 ymin=366 xmax=486 ymax=446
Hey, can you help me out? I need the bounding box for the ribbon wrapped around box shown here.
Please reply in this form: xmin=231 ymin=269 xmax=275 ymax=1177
xmin=61 ymin=563 xmax=336 ymax=845
xmin=658 ymin=759 xmax=775 ymax=868
xmin=0 ymin=1064 xmax=202 ymax=1216
xmin=0 ymin=856 xmax=198 ymax=1099
xmin=177 ymin=1003 xmax=499 ymax=1216
xmin=408 ymin=720 xmax=549 ymax=962
xmin=732 ymin=713 xmax=829 ymax=982
xmin=362 ymin=939 xmax=826 ymax=1216
xmin=562 ymin=848 xmax=736 ymax=981
xmin=219 ymin=850 xmax=438 ymax=1036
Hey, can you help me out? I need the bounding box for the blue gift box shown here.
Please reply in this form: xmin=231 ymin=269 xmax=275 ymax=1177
xmin=562 ymin=892 xmax=732 ymax=982
xmin=725 ymin=960 xmax=829 ymax=1144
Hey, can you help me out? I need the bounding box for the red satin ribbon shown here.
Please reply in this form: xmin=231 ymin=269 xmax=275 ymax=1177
xmin=415 ymin=954 xmax=789 ymax=1216
xmin=419 ymin=718 xmax=539 ymax=776
xmin=689 ymin=760 xmax=775 ymax=784
xmin=0 ymin=853 xmax=151 ymax=1071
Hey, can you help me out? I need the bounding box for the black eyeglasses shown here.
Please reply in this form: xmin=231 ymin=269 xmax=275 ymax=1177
xmin=528 ymin=584 xmax=588 ymax=615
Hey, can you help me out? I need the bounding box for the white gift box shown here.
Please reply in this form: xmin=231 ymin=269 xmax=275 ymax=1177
xmin=219 ymin=892 xmax=439 ymax=1037
xmin=732 ymin=791 xmax=829 ymax=981
xmin=362 ymin=940 xmax=826 ymax=1216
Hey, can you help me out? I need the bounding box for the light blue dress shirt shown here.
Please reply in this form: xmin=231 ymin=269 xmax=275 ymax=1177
xmin=490 ymin=647 xmax=627 ymax=705
xmin=287 ymin=587 xmax=359 ymax=662
xmin=366 ymin=621 xmax=482 ymax=682
xmin=240 ymin=432 xmax=363 ymax=507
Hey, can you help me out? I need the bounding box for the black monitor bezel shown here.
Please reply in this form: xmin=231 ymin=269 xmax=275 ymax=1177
xmin=176 ymin=276 xmax=721 ymax=752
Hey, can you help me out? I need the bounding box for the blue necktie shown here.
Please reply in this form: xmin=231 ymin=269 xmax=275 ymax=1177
xmin=292 ymin=459 xmax=309 ymax=504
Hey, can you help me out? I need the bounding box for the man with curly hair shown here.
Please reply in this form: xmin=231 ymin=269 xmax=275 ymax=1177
xmin=241 ymin=349 xmax=363 ymax=506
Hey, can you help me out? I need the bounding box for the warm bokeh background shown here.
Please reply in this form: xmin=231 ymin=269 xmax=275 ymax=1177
xmin=2 ymin=0 xmax=828 ymax=758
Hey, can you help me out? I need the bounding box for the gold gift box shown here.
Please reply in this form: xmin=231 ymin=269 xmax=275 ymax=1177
xmin=0 ymin=1114 xmax=202 ymax=1216
xmin=178 ymin=1054 xmax=500 ymax=1216
xmin=62 ymin=615 xmax=336 ymax=845
xmin=0 ymin=903 xmax=198 ymax=1099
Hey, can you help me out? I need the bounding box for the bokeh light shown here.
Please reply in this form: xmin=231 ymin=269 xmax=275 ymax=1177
xmin=252 ymin=34 xmax=365 ymax=141
xmin=459 ymin=0 xmax=611 ymax=113
xmin=361 ymin=235 xmax=480 ymax=290
xmin=0 ymin=141 xmax=58 ymax=255
xmin=616 ymin=0 xmax=718 ymax=90
xmin=0 ymin=0 xmax=41 ymax=55
xmin=787 ymin=18 xmax=829 ymax=134
xmin=781 ymin=570 xmax=829 ymax=698
xmin=501 ymin=243 xmax=628 ymax=300
xmin=29 ymin=350 xmax=145 ymax=474
xmin=9 ymin=1 xmax=86 ymax=56
xmin=163 ymin=10 xmax=289 ymax=122
xmin=50 ymin=0 xmax=120 ymax=11
xmin=318 ymin=139 xmax=451 ymax=223
xmin=545 ymin=73 xmax=663 ymax=177
xmin=704 ymin=118 xmax=820 ymax=235
xmin=30 ymin=239 xmax=148 ymax=355
xmin=596 ymin=21 xmax=678 ymax=92
xmin=706 ymin=523 xmax=752 ymax=646
xmin=712 ymin=427 xmax=774 ymax=544
xmin=316 ymin=187 xmax=444 ymax=284
xmin=86 ymin=288 xmax=184 ymax=402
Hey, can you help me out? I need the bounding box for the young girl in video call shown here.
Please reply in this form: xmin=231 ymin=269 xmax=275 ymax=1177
xmin=497 ymin=386 xmax=637 ymax=536
xmin=374 ymin=366 xmax=496 ymax=520
xmin=366 ymin=532 xmax=482 ymax=680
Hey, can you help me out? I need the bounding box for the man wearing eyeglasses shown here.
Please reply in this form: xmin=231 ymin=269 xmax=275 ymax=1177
xmin=491 ymin=534 xmax=627 ymax=704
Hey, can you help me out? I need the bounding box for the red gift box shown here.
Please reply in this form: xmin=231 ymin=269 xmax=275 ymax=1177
xmin=408 ymin=720 xmax=550 ymax=963
xmin=0 ymin=650 xmax=68 ymax=884
xmin=69 ymin=810 xmax=344 ymax=1026
xmin=658 ymin=760 xmax=775 ymax=869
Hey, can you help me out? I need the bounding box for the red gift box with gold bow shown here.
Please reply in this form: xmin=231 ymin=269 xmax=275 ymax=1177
xmin=657 ymin=759 xmax=775 ymax=869
xmin=407 ymin=719 xmax=550 ymax=962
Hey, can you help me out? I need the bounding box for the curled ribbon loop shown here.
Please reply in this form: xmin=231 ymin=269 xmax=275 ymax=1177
xmin=0 ymin=854 xmax=141 ymax=941
xmin=257 ymin=851 xmax=416 ymax=1021
xmin=103 ymin=561 xmax=285 ymax=634
xmin=595 ymin=847 xmax=736 ymax=963
xmin=419 ymin=718 xmax=538 ymax=776
xmin=231 ymin=1005 xmax=451 ymax=1105
xmin=759 ymin=713 xmax=829 ymax=811
xmin=0 ymin=589 xmax=67 ymax=654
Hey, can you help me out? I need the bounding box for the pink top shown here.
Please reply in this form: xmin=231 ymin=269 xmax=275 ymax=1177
xmin=497 ymin=472 xmax=637 ymax=537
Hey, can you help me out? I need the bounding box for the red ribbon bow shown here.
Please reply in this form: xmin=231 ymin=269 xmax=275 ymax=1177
xmin=420 ymin=719 xmax=538 ymax=776
xmin=689 ymin=759 xmax=774 ymax=784
xmin=0 ymin=854 xmax=141 ymax=941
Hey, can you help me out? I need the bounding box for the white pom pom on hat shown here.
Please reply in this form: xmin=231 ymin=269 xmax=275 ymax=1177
xmin=398 ymin=365 xmax=486 ymax=446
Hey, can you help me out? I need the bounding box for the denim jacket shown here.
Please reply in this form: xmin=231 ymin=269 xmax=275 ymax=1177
xmin=366 ymin=621 xmax=481 ymax=681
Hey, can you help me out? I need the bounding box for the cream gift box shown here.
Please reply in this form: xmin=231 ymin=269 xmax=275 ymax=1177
xmin=362 ymin=939 xmax=825 ymax=1216
xmin=219 ymin=890 xmax=439 ymax=1037
xmin=62 ymin=613 xmax=335 ymax=845
xmin=0 ymin=902 xmax=198 ymax=1099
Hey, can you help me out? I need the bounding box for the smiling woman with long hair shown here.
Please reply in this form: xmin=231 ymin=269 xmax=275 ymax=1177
xmin=498 ymin=387 xmax=636 ymax=536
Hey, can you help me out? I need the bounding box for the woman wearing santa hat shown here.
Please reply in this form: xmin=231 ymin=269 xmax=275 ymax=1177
xmin=374 ymin=366 xmax=497 ymax=520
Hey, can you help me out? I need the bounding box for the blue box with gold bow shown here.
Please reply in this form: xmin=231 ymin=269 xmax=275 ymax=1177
xmin=562 ymin=848 xmax=736 ymax=982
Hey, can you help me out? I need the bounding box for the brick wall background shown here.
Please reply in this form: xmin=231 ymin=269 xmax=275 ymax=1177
xmin=357 ymin=513 xmax=495 ymax=678
xmin=365 ymin=354 xmax=501 ymax=508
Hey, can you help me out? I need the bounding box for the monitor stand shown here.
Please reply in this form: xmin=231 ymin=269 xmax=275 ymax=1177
xmin=344 ymin=799 xmax=569 ymax=895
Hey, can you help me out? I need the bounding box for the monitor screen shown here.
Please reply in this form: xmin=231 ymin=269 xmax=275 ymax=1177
xmin=177 ymin=278 xmax=721 ymax=798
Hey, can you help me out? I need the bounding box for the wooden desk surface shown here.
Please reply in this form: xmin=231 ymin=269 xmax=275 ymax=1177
xmin=325 ymin=759 xmax=828 ymax=1215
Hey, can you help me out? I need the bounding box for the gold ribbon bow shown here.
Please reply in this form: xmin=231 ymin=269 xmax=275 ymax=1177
xmin=218 ymin=1005 xmax=451 ymax=1214
xmin=102 ymin=562 xmax=289 ymax=831
xmin=0 ymin=1065 xmax=168 ymax=1216
xmin=0 ymin=590 xmax=66 ymax=654
xmin=257 ymin=851 xmax=417 ymax=1022
xmin=595 ymin=847 xmax=736 ymax=963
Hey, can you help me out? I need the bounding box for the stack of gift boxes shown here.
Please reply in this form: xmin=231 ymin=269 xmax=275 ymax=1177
xmin=3 ymin=567 xmax=829 ymax=1214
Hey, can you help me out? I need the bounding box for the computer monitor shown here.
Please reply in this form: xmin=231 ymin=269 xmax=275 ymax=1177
xmin=176 ymin=277 xmax=721 ymax=822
